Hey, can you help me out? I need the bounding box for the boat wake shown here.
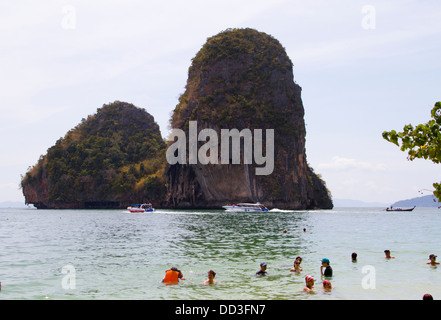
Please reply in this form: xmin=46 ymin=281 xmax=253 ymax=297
xmin=269 ymin=208 xmax=298 ymax=213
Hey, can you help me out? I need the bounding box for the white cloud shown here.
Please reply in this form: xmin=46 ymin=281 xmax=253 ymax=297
xmin=317 ymin=156 xmax=387 ymax=172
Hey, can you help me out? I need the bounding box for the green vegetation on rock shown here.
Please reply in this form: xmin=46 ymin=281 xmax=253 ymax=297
xmin=21 ymin=101 xmax=167 ymax=208
xmin=21 ymin=28 xmax=332 ymax=210
xmin=167 ymin=28 xmax=333 ymax=209
xmin=172 ymin=28 xmax=298 ymax=137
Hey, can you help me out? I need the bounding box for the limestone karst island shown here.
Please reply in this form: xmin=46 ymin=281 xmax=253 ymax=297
xmin=21 ymin=28 xmax=333 ymax=210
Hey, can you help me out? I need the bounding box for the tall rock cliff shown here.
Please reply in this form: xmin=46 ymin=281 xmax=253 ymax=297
xmin=166 ymin=28 xmax=333 ymax=209
xmin=21 ymin=101 xmax=167 ymax=209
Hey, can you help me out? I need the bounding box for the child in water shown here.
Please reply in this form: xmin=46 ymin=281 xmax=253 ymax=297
xmin=303 ymin=275 xmax=315 ymax=293
xmin=427 ymin=254 xmax=440 ymax=266
xmin=256 ymin=262 xmax=268 ymax=276
xmin=320 ymin=258 xmax=333 ymax=277
xmin=203 ymin=270 xmax=217 ymax=284
xmin=384 ymin=250 xmax=395 ymax=259
xmin=322 ymin=280 xmax=332 ymax=292
xmin=351 ymin=252 xmax=357 ymax=262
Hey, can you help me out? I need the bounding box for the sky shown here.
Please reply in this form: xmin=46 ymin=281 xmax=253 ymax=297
xmin=1 ymin=0 xmax=441 ymax=205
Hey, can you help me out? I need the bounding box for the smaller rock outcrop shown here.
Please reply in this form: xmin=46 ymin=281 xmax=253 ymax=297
xmin=21 ymin=101 xmax=166 ymax=209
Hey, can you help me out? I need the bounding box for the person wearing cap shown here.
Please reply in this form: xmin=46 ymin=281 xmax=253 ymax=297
xmin=320 ymin=258 xmax=333 ymax=277
xmin=427 ymin=254 xmax=440 ymax=266
xmin=322 ymin=280 xmax=332 ymax=292
xmin=303 ymin=275 xmax=315 ymax=293
xmin=256 ymin=262 xmax=268 ymax=276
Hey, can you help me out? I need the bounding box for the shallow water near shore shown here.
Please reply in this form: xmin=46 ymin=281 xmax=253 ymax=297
xmin=1 ymin=206 xmax=440 ymax=300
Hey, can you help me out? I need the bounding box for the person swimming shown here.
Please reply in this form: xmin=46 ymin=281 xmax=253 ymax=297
xmin=384 ymin=250 xmax=395 ymax=259
xmin=427 ymin=254 xmax=440 ymax=266
xmin=303 ymin=275 xmax=315 ymax=293
xmin=256 ymin=262 xmax=268 ymax=276
xmin=323 ymin=280 xmax=332 ymax=292
xmin=320 ymin=258 xmax=333 ymax=277
xmin=351 ymin=252 xmax=357 ymax=262
xmin=162 ymin=267 xmax=185 ymax=284
xmin=203 ymin=270 xmax=217 ymax=284
xmin=290 ymin=256 xmax=303 ymax=272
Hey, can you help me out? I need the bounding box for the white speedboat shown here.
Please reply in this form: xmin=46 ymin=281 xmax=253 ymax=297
xmin=127 ymin=203 xmax=154 ymax=212
xmin=222 ymin=202 xmax=269 ymax=212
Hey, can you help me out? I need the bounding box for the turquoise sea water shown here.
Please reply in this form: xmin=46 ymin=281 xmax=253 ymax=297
xmin=0 ymin=206 xmax=440 ymax=300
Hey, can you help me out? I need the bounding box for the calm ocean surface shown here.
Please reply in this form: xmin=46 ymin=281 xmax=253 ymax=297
xmin=1 ymin=206 xmax=440 ymax=300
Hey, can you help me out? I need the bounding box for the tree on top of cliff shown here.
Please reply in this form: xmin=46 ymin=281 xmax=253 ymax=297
xmin=191 ymin=28 xmax=291 ymax=73
xmin=21 ymin=101 xmax=167 ymax=208
xmin=172 ymin=28 xmax=299 ymax=137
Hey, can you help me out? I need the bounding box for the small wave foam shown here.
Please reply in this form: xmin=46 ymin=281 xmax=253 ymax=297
xmin=269 ymin=208 xmax=297 ymax=213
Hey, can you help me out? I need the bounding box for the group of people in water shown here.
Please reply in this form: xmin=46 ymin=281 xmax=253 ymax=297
xmin=161 ymin=255 xmax=335 ymax=293
xmin=162 ymin=250 xmax=440 ymax=297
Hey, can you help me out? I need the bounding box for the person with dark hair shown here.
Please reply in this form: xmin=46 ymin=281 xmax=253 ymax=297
xmin=290 ymin=256 xmax=303 ymax=272
xmin=423 ymin=293 xmax=433 ymax=300
xmin=351 ymin=252 xmax=358 ymax=262
xmin=384 ymin=250 xmax=395 ymax=259
xmin=162 ymin=267 xmax=185 ymax=284
xmin=203 ymin=270 xmax=217 ymax=284
xmin=256 ymin=262 xmax=268 ymax=276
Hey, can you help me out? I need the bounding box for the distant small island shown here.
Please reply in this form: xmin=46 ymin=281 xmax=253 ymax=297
xmin=391 ymin=195 xmax=440 ymax=208
xmin=331 ymin=195 xmax=440 ymax=208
